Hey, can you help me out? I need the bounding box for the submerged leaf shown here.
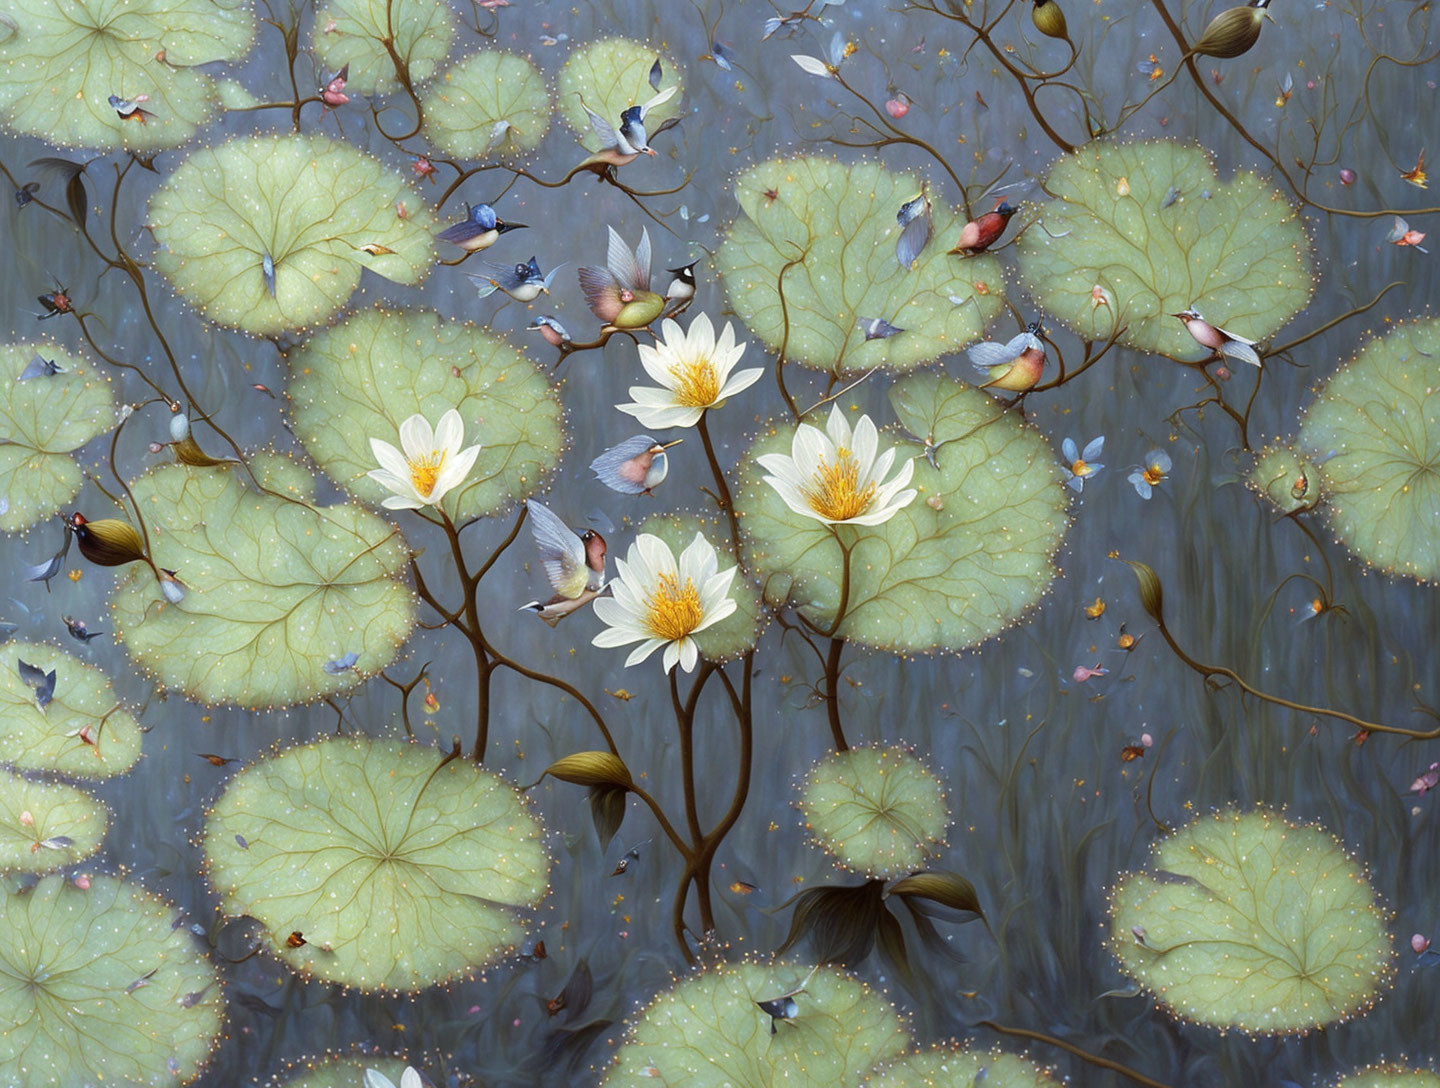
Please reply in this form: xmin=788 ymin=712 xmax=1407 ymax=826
xmin=558 ymin=38 xmax=684 ymax=154
xmin=0 ymin=769 xmax=106 ymax=873
xmin=868 ymin=1044 xmax=1062 ymax=1087
xmin=424 ymin=51 xmax=550 ymax=158
xmin=312 ymin=0 xmax=453 ymax=96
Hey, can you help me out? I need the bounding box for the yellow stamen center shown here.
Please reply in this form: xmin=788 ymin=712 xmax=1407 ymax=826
xmin=670 ymin=354 xmax=720 ymax=407
xmin=408 ymin=449 xmax=447 ymax=498
xmin=805 ymin=447 xmax=877 ymax=522
xmin=1143 ymin=464 xmax=1165 ymax=486
xmin=645 ymin=573 xmax=704 ymax=641
xmin=1071 ymin=458 xmax=1090 ymax=476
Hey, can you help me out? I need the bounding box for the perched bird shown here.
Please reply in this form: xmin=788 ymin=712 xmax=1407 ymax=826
xmin=17 ymin=354 xmax=64 ymax=381
xmin=467 ymin=256 xmax=564 ymax=302
xmin=664 ymin=260 xmax=699 ymax=315
xmin=578 ymin=227 xmax=667 ymax=330
xmin=1031 ymin=0 xmax=1069 ymax=39
xmin=519 ymin=500 xmax=608 ymax=626
xmin=590 ymin=435 xmax=682 ymax=496
xmin=528 ymin=314 xmax=571 ymax=347
xmin=108 ymin=94 xmax=155 ymax=124
xmin=895 ymin=188 xmax=933 ymax=269
xmin=436 ymin=203 xmax=528 ymax=252
xmin=1188 ymin=0 xmax=1272 ymax=59
xmin=950 ymin=200 xmax=1017 ymax=255
xmin=319 ymin=64 xmax=349 ymax=108
xmin=580 ymin=85 xmax=678 ymax=165
xmin=1172 ymin=308 xmax=1262 ymax=367
xmin=968 ymin=322 xmax=1047 ymax=391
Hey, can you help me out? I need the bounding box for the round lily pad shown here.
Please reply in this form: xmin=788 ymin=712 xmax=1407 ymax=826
xmin=312 ymin=0 xmax=454 ymax=96
xmin=148 ymin=134 xmax=436 ymax=336
xmin=736 ymin=374 xmax=1069 ymax=652
xmin=1334 ymin=1066 xmax=1440 ymax=1088
xmin=0 ymin=873 xmax=225 ymax=1086
xmin=634 ymin=511 xmax=765 ymax=663
xmin=111 ymin=459 xmax=416 ymax=710
xmin=1110 ymin=808 xmax=1392 ymax=1035
xmin=424 ymin=51 xmax=550 ymax=159
xmin=205 ymin=737 xmax=549 ymax=992
xmin=557 ymin=37 xmax=683 ymax=153
xmin=799 ymin=747 xmax=948 ymax=878
xmin=0 ymin=341 xmax=116 ymax=533
xmin=717 ymin=157 xmax=1005 ymax=375
xmin=0 ymin=641 xmax=143 ymax=779
xmin=1297 ymin=317 xmax=1440 ymax=582
xmin=0 ymin=0 xmax=253 ymax=151
xmin=1247 ymin=444 xmax=1321 ymax=515
xmin=287 ymin=308 xmax=563 ymax=520
xmin=868 ymin=1044 xmax=1062 ymax=1087
xmin=602 ymin=962 xmax=909 ymax=1087
xmin=1017 ymin=139 xmax=1313 ymax=359
xmin=0 ymin=770 xmax=107 ymax=874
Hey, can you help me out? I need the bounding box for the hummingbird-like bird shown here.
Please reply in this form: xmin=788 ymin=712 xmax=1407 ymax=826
xmin=580 ymin=85 xmax=678 ymax=165
xmin=1172 ymin=308 xmax=1262 ymax=367
xmin=590 ymin=435 xmax=682 ymax=496
xmin=108 ymin=94 xmax=155 ymax=124
xmin=664 ymin=261 xmax=699 ymax=315
xmin=467 ymin=256 xmax=564 ymax=302
xmin=968 ymin=321 xmax=1047 ymax=391
xmin=578 ymin=226 xmax=667 ymax=330
xmin=528 ymin=314 xmax=571 ymax=347
xmin=950 ymin=200 xmax=1017 ymax=256
xmin=519 ymin=500 xmax=608 ymax=626
xmin=436 ymin=203 xmax=528 ymax=252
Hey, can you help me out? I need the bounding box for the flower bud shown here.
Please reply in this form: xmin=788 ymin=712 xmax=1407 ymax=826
xmin=1190 ymin=5 xmax=1269 ymax=59
xmin=172 ymin=435 xmax=230 ymax=467
xmin=169 ymin=410 xmax=190 ymax=442
xmin=70 ymin=513 xmax=147 ymax=567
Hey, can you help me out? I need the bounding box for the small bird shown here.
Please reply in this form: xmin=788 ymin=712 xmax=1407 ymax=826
xmin=436 ymin=203 xmax=528 ymax=252
xmin=578 ymin=227 xmax=667 ymax=330
xmin=528 ymin=315 xmax=571 ymax=347
xmin=895 ymin=188 xmax=933 ymax=270
xmin=1172 ymin=308 xmax=1262 ymax=367
xmin=580 ymin=85 xmax=678 ymax=164
xmin=1188 ymin=0 xmax=1273 ymax=59
xmin=950 ymin=200 xmax=1017 ymax=255
xmin=108 ymin=94 xmax=155 ymax=124
xmin=663 ymin=261 xmax=699 ymax=315
xmin=17 ymin=658 xmax=57 ymax=710
xmin=17 ymin=354 xmax=64 ymax=381
xmin=62 ymin=615 xmax=104 ymax=642
xmin=319 ymin=64 xmax=349 ymax=108
xmin=36 ymin=281 xmax=73 ymax=320
xmin=467 ymin=256 xmax=564 ymax=302
xmin=519 ymin=500 xmax=608 ymax=626
xmin=858 ymin=316 xmax=905 ymax=341
xmin=590 ymin=435 xmax=682 ymax=496
xmin=968 ymin=321 xmax=1047 ymax=391
xmin=1031 ymin=0 xmax=1069 ymax=39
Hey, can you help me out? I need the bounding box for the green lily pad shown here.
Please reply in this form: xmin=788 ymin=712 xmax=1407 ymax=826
xmin=0 ymin=642 xmax=143 ymax=778
xmin=717 ymin=157 xmax=1005 ymax=375
xmin=0 ymin=770 xmax=107 ymax=873
xmin=799 ymin=747 xmax=948 ymax=879
xmin=557 ymin=37 xmax=683 ymax=153
xmin=0 ymin=0 xmax=253 ymax=151
xmin=735 ymin=375 xmax=1069 ymax=652
xmin=868 ymin=1044 xmax=1062 ymax=1087
xmin=1296 ymin=317 xmax=1440 ymax=582
xmin=1110 ymin=808 xmax=1392 ymax=1035
xmin=287 ymin=308 xmax=563 ymax=520
xmin=1334 ymin=1066 xmax=1440 ymax=1088
xmin=423 ymin=51 xmax=550 ymax=159
xmin=261 ymin=1054 xmax=413 ymax=1088
xmin=634 ymin=511 xmax=766 ymax=663
xmin=0 ymin=873 xmax=225 ymax=1086
xmin=148 ymin=134 xmax=436 ymax=336
xmin=312 ymin=0 xmax=454 ymax=96
xmin=111 ymin=459 xmax=416 ymax=709
xmin=602 ymin=962 xmax=909 ymax=1087
xmin=1017 ymin=139 xmax=1313 ymax=359
xmin=0 ymin=341 xmax=116 ymax=533
xmin=205 ymin=737 xmax=548 ymax=992
xmin=1247 ymin=444 xmax=1321 ymax=516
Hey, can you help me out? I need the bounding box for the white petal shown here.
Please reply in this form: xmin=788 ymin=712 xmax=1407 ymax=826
xmin=381 ymin=494 xmax=425 ymax=511
xmin=824 ymin=402 xmax=852 ymax=449
xmin=433 ymin=409 xmax=465 ymax=455
xmin=791 ymin=424 xmax=832 ymax=480
xmin=400 ymin=1069 xmax=424 ymax=1088
xmin=397 ymin=413 xmax=434 ymax=461
xmin=626 ymin=638 xmax=668 ymax=667
xmin=791 ymin=53 xmax=832 ymax=77
xmin=849 ymin=413 xmax=878 ymax=472
xmin=593 ymin=623 xmax=646 ymax=649
xmin=633 ymin=534 xmax=678 ymax=585
xmin=616 ymin=400 xmax=703 ymax=430
xmin=364 ymin=1072 xmax=398 ymax=1088
xmin=676 ymin=637 xmax=699 ymax=672
xmin=637 ymin=343 xmax=673 ymax=386
xmin=714 ymin=367 xmax=764 ymax=402
xmin=370 ymin=437 xmax=409 ymax=480
xmin=678 ymin=532 xmax=719 ymax=583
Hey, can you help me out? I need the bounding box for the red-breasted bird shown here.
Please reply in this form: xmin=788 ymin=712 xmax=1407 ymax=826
xmin=1172 ymin=307 xmax=1262 ymax=367
xmin=519 ymin=500 xmax=608 ymax=626
xmin=968 ymin=321 xmax=1046 ymax=391
xmin=579 ymin=85 xmax=677 ymax=168
xmin=590 ymin=435 xmax=682 ymax=496
xmin=950 ymin=200 xmax=1017 ymax=256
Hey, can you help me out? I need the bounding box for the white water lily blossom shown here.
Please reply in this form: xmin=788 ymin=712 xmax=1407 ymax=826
xmin=366 ymin=408 xmax=482 ymax=511
xmin=592 ymin=532 xmax=738 ymax=674
xmin=758 ymin=404 xmax=918 ymax=527
xmin=616 ymin=313 xmax=762 ymax=429
xmin=364 ymin=1068 xmax=422 ymax=1088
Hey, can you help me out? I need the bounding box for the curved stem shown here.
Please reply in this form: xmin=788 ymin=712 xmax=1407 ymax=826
xmin=823 ymin=637 xmax=850 ymax=751
xmin=979 ymin=1021 xmax=1174 ymax=1088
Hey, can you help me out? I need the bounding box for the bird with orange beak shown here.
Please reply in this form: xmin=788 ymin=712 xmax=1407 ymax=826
xmin=519 ymin=500 xmax=609 ymax=626
xmin=968 ymin=321 xmax=1047 ymax=392
xmin=590 ymin=435 xmax=683 ymax=496
xmin=950 ymin=200 xmax=1017 ymax=256
xmin=1172 ymin=307 xmax=1262 ymax=367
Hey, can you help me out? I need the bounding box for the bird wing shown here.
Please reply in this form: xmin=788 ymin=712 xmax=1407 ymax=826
xmin=541 ymin=262 xmax=568 ymax=290
xmin=638 ymin=84 xmax=677 ymax=119
xmin=1219 ymin=340 xmax=1263 ymax=367
xmin=578 ymin=265 xmax=624 ymax=322
xmin=581 ymin=101 xmax=618 ymax=148
xmin=1214 ymin=323 xmax=1258 ymax=347
xmin=435 ymin=220 xmax=480 ymax=244
xmin=526 ymin=500 xmax=588 ymax=598
xmin=896 ymin=207 xmax=932 ymax=270
xmin=1007 ymin=330 xmax=1043 ymax=354
xmin=605 ymin=226 xmax=644 ymax=291
xmin=967 ymin=339 xmax=1017 ymax=371
xmin=591 ymin=435 xmax=658 ymax=494
xmin=466 ymin=260 xmax=523 ymax=295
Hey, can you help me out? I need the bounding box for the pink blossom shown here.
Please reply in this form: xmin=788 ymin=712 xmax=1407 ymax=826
xmin=1414 ymin=933 xmax=1432 ymax=954
xmin=885 ymin=95 xmax=910 ymax=118
xmin=1410 ymin=762 xmax=1440 ymax=795
xmin=1072 ymin=663 xmax=1109 ymax=683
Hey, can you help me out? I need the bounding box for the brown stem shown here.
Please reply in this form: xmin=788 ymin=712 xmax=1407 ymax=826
xmin=979 ymin=1021 xmax=1174 ymax=1088
xmin=824 ymin=637 xmax=850 ymax=750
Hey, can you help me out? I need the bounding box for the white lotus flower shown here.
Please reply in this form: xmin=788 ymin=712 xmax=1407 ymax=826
xmin=757 ymin=404 xmax=918 ymax=527
xmin=366 ymin=408 xmax=482 ymax=511
xmin=592 ymin=532 xmax=738 ymax=674
xmin=616 ymin=313 xmax=762 ymax=429
xmin=364 ymin=1068 xmax=422 ymax=1088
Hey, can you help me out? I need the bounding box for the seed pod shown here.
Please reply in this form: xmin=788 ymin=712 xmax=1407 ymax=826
xmin=171 ymin=435 xmax=230 ymax=467
xmin=1190 ymin=3 xmax=1270 ymax=59
xmin=169 ymin=408 xmax=190 ymax=442
xmin=1031 ymin=0 xmax=1068 ymax=40
xmin=70 ymin=513 xmax=146 ymax=567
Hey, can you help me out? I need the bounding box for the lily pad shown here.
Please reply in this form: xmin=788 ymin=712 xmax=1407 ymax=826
xmin=1296 ymin=317 xmax=1440 ymax=582
xmin=735 ymin=374 xmax=1069 ymax=652
xmin=424 ymin=51 xmax=550 ymax=159
xmin=0 ymin=0 xmax=253 ymax=151
xmin=799 ymin=747 xmax=948 ymax=879
xmin=868 ymin=1044 xmax=1062 ymax=1087
xmin=287 ymin=308 xmax=563 ymax=520
xmin=311 ymin=0 xmax=453 ymax=96
xmin=0 ymin=341 xmax=116 ymax=533
xmin=261 ymin=1054 xmax=413 ymax=1088
xmin=0 ymin=770 xmax=107 ymax=873
xmin=602 ymin=961 xmax=909 ymax=1087
xmin=0 ymin=873 xmax=225 ymax=1086
xmin=0 ymin=641 xmax=143 ymax=778
xmin=1017 ymin=139 xmax=1313 ymax=359
xmin=557 ymin=37 xmax=683 ymax=153
xmin=205 ymin=737 xmax=547 ymax=991
xmin=717 ymin=157 xmax=1005 ymax=374
xmin=148 ymin=134 xmax=436 ymax=336
xmin=111 ymin=459 xmax=416 ymax=709
xmin=1247 ymin=444 xmax=1321 ymax=516
xmin=634 ymin=511 xmax=765 ymax=663
xmin=1334 ymin=1066 xmax=1440 ymax=1088
xmin=1109 ymin=808 xmax=1392 ymax=1035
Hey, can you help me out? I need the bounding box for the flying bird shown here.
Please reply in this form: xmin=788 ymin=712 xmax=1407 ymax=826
xmin=578 ymin=227 xmax=667 ymax=330
xmin=579 ymin=85 xmax=678 ymax=164
xmin=968 ymin=322 xmax=1047 ymax=391
xmin=590 ymin=436 xmax=682 ymax=496
xmin=467 ymin=256 xmax=564 ymax=302
xmin=519 ymin=500 xmax=608 ymax=626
